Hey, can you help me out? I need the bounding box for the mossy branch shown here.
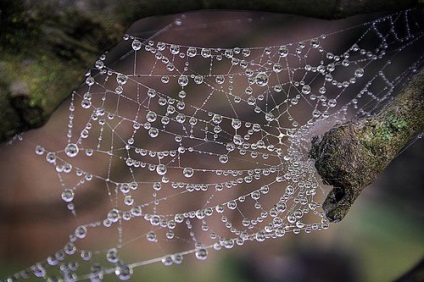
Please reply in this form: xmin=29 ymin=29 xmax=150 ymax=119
xmin=310 ymin=68 xmax=424 ymax=222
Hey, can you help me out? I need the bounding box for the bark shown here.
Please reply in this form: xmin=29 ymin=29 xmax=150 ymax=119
xmin=310 ymin=68 xmax=424 ymax=222
xmin=0 ymin=0 xmax=419 ymax=141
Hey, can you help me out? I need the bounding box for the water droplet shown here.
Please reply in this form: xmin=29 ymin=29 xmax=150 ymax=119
xmin=342 ymin=59 xmax=350 ymax=67
xmin=132 ymin=39 xmax=142 ymax=51
xmin=265 ymin=112 xmax=274 ymax=122
xmin=65 ymin=143 xmax=79 ymax=157
xmin=107 ymin=209 xmax=120 ymax=223
xmin=174 ymin=18 xmax=182 ymax=25
xmin=278 ymin=46 xmax=288 ymax=57
xmin=311 ymin=38 xmax=320 ymax=48
xmin=31 ymin=264 xmax=46 ymax=278
xmin=149 ymin=127 xmax=159 ymax=138
xmin=81 ymin=99 xmax=91 ymax=109
xmin=85 ymin=76 xmax=94 ymax=86
xmin=75 ymin=225 xmax=87 ymax=239
xmin=170 ymin=44 xmax=180 ymax=54
xmin=95 ymin=60 xmax=104 ymax=69
xmin=106 ymin=248 xmax=119 ymax=263
xmin=161 ymin=76 xmax=169 ymax=84
xmin=61 ymin=189 xmax=74 ymax=202
xmin=302 ymin=85 xmax=311 ymax=95
xmin=194 ymin=75 xmax=203 ymax=84
xmin=212 ymin=114 xmax=222 ymax=124
xmin=327 ymin=63 xmax=335 ymax=72
xmin=201 ymin=48 xmax=211 ymax=58
xmin=328 ymin=99 xmax=337 ymax=107
xmin=156 ymin=164 xmax=167 ymax=175
xmin=273 ymin=63 xmax=283 ymax=73
xmin=242 ymin=48 xmax=251 ymax=57
xmin=146 ymin=231 xmax=157 ymax=242
xmin=219 ymin=154 xmax=228 ymax=164
xmin=183 ymin=167 xmax=194 ymax=178
xmin=172 ymin=254 xmax=183 ymax=264
xmin=227 ymin=200 xmax=237 ymax=210
xmin=64 ymin=242 xmax=76 ymax=255
xmin=187 ymin=47 xmax=197 ymax=57
xmin=178 ymin=75 xmax=188 ymax=87
xmin=162 ymin=256 xmax=173 ymax=266
xmin=255 ymin=72 xmax=268 ymax=86
xmin=35 ymin=145 xmax=45 ymax=155
xmin=115 ymin=264 xmax=132 ymax=280
xmin=195 ymin=248 xmax=208 ymax=260
xmin=355 ymin=68 xmax=364 ymax=78
xmin=116 ymin=73 xmax=128 ymax=85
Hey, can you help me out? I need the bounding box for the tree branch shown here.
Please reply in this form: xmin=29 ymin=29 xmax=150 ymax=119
xmin=310 ymin=68 xmax=424 ymax=222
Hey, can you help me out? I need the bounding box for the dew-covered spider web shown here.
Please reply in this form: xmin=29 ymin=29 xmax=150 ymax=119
xmin=3 ymin=8 xmax=424 ymax=281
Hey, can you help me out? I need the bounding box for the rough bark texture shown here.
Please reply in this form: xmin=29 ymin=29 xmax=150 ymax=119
xmin=0 ymin=0 xmax=419 ymax=142
xmin=310 ymin=68 xmax=424 ymax=222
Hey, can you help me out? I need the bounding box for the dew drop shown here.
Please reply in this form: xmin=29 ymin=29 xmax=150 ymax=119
xmin=172 ymin=254 xmax=183 ymax=264
xmin=219 ymin=154 xmax=228 ymax=164
xmin=116 ymin=73 xmax=128 ymax=85
xmin=107 ymin=209 xmax=120 ymax=223
xmin=170 ymin=44 xmax=180 ymax=54
xmin=61 ymin=189 xmax=74 ymax=202
xmin=106 ymin=248 xmax=119 ymax=263
xmin=162 ymin=256 xmax=173 ymax=266
xmin=278 ymin=46 xmax=289 ymax=57
xmin=178 ymin=75 xmax=188 ymax=87
xmin=81 ymin=250 xmax=92 ymax=261
xmin=183 ymin=167 xmax=194 ymax=178
xmin=75 ymin=225 xmax=87 ymax=239
xmin=195 ymin=248 xmax=208 ymax=260
xmin=146 ymin=231 xmax=157 ymax=242
xmin=231 ymin=119 xmax=241 ymax=129
xmin=201 ymin=48 xmax=211 ymax=58
xmin=311 ymin=38 xmax=320 ymax=48
xmin=355 ymin=68 xmax=364 ymax=78
xmin=65 ymin=143 xmax=79 ymax=157
xmin=187 ymin=47 xmax=197 ymax=57
xmin=115 ymin=264 xmax=132 ymax=280
xmin=81 ymin=99 xmax=91 ymax=109
xmin=215 ymin=75 xmax=225 ymax=84
xmin=194 ymin=75 xmax=203 ymax=84
xmin=85 ymin=76 xmax=94 ymax=86
xmin=132 ymin=39 xmax=142 ymax=51
xmin=149 ymin=127 xmax=159 ymax=138
xmin=35 ymin=145 xmax=45 ymax=155
xmin=328 ymin=99 xmax=337 ymax=107
xmin=255 ymin=72 xmax=269 ymax=87
xmin=273 ymin=63 xmax=283 ymax=73
xmin=301 ymin=85 xmax=311 ymax=95
xmin=156 ymin=164 xmax=167 ymax=175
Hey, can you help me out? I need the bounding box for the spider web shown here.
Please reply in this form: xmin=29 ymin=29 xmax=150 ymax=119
xmin=4 ymin=8 xmax=424 ymax=281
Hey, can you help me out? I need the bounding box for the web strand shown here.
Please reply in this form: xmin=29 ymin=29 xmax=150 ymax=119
xmin=4 ymin=8 xmax=424 ymax=282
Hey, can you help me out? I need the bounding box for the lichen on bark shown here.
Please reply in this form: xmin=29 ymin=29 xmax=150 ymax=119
xmin=310 ymin=68 xmax=424 ymax=222
xmin=0 ymin=0 xmax=124 ymax=140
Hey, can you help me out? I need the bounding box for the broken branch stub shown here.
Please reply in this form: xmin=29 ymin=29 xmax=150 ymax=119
xmin=310 ymin=68 xmax=424 ymax=222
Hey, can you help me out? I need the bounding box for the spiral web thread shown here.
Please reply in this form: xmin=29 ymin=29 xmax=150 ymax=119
xmin=6 ymin=8 xmax=424 ymax=281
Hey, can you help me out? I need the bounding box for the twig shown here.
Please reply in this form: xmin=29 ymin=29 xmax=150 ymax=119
xmin=309 ymin=68 xmax=424 ymax=222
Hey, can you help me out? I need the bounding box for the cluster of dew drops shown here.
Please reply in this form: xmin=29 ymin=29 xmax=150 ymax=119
xmin=11 ymin=9 xmax=424 ymax=282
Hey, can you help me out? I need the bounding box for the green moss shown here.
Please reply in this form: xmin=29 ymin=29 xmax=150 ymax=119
xmin=311 ymin=69 xmax=424 ymax=222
